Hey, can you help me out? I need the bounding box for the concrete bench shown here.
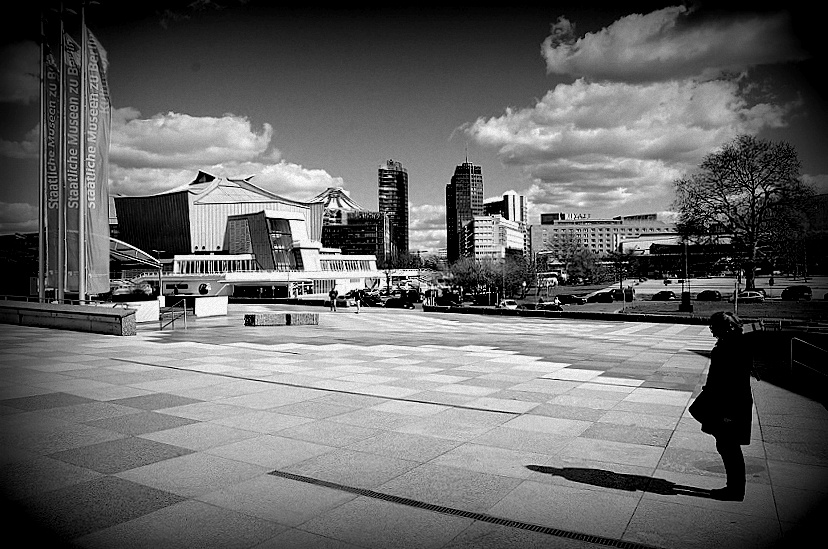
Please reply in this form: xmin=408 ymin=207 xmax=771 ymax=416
xmin=244 ymin=312 xmax=319 ymax=326
xmin=0 ymin=300 xmax=136 ymax=336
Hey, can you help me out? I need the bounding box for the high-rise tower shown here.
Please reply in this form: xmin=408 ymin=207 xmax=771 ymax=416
xmin=445 ymin=159 xmax=483 ymax=262
xmin=378 ymin=159 xmax=409 ymax=259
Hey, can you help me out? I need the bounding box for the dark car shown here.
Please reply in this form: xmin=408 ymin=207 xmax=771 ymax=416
xmin=651 ymin=290 xmax=677 ymax=301
xmin=435 ymin=292 xmax=462 ymax=306
xmin=360 ymin=293 xmax=385 ymax=307
xmin=383 ymin=297 xmax=416 ymax=309
xmin=556 ymin=293 xmax=587 ymax=305
xmin=111 ymin=281 xmax=155 ymax=302
xmin=586 ymin=291 xmax=614 ymax=303
xmin=696 ymin=290 xmax=722 ymax=301
xmin=780 ymin=285 xmax=812 ymax=301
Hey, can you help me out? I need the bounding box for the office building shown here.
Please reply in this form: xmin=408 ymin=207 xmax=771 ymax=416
xmin=484 ymin=191 xmax=527 ymax=224
xmin=462 ymin=215 xmax=526 ymax=260
xmin=311 ymin=187 xmax=394 ymax=261
xmin=530 ymin=213 xmax=676 ymax=258
xmin=378 ymin=159 xmax=409 ymax=258
xmin=445 ymin=160 xmax=484 ymax=262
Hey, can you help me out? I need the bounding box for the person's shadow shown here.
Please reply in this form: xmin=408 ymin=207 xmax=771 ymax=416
xmin=526 ymin=465 xmax=715 ymax=498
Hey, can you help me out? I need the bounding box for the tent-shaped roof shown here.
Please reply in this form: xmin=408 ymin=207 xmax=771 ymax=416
xmin=310 ymin=187 xmax=364 ymax=211
xmin=162 ymin=171 xmax=309 ymax=207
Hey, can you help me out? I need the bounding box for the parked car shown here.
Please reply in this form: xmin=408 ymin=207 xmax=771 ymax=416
xmin=651 ymin=290 xmax=677 ymax=301
xmin=111 ymin=281 xmax=154 ymax=301
xmin=586 ymin=291 xmax=614 ymax=303
xmin=728 ymin=290 xmax=765 ymax=303
xmin=497 ymin=299 xmax=518 ymax=310
xmin=696 ymin=290 xmax=722 ymax=301
xmin=360 ymin=293 xmax=385 ymax=307
xmin=383 ymin=297 xmax=416 ymax=309
xmin=780 ymin=285 xmax=812 ymax=301
xmin=336 ymin=295 xmax=355 ymax=308
xmin=556 ymin=294 xmax=587 ymax=305
xmin=434 ymin=292 xmax=462 ymax=306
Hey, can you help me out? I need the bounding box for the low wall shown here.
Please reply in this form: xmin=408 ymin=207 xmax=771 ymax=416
xmin=93 ymin=299 xmax=159 ymax=323
xmin=244 ymin=312 xmax=319 ymax=326
xmin=423 ymin=304 xmax=707 ymax=325
xmin=0 ymin=300 xmax=136 ymax=336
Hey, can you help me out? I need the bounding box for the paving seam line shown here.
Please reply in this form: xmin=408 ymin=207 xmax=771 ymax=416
xmin=268 ymin=469 xmax=664 ymax=549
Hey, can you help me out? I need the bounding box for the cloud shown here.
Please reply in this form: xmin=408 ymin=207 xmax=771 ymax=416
xmin=108 ymin=109 xmax=347 ymax=199
xmin=803 ymin=173 xmax=828 ymax=195
xmin=542 ymin=7 xmax=809 ymax=83
xmin=468 ymin=78 xmax=794 ymax=213
xmin=409 ymin=203 xmax=446 ymax=253
xmin=111 ymin=109 xmax=274 ymax=169
xmin=0 ymin=202 xmax=38 ymax=234
xmin=2 ymin=106 xmax=344 ymax=199
xmin=0 ymin=42 xmax=38 ymax=104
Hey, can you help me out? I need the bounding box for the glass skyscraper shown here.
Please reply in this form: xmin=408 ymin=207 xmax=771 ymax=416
xmin=445 ymin=160 xmax=483 ymax=262
xmin=378 ymin=159 xmax=409 ymax=259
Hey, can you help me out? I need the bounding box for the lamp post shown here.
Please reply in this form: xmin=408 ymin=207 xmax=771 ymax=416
xmin=679 ymin=240 xmax=693 ymax=313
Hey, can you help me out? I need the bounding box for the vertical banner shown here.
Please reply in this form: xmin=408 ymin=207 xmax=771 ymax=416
xmin=43 ymin=17 xmax=61 ymax=289
xmin=62 ymin=29 xmax=82 ymax=292
xmin=83 ymin=29 xmax=111 ymax=294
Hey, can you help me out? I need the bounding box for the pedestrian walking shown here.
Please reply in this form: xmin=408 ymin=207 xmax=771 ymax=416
xmin=689 ymin=311 xmax=757 ymax=501
xmin=354 ymin=289 xmax=361 ymax=313
xmin=328 ymin=288 xmax=338 ymax=312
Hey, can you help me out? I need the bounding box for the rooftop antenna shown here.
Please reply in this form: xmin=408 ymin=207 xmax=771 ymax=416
xmin=465 ymin=141 xmax=469 ymax=164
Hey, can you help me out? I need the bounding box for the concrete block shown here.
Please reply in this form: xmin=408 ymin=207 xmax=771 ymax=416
xmin=243 ymin=312 xmax=319 ymax=326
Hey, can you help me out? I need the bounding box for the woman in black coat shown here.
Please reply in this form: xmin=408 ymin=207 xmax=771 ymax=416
xmin=692 ymin=311 xmax=754 ymax=501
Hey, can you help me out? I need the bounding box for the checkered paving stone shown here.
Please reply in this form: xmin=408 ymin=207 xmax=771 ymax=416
xmin=3 ymin=310 xmax=817 ymax=549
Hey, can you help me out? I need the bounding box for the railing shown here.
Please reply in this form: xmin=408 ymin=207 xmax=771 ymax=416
xmin=790 ymin=337 xmax=828 ymax=381
xmin=159 ymin=299 xmax=187 ymax=330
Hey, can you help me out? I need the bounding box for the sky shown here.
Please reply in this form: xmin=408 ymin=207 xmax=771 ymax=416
xmin=1 ymin=1 xmax=826 ymax=254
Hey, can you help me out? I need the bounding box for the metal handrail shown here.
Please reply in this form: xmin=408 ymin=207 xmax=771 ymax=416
xmin=790 ymin=337 xmax=828 ymax=379
xmin=160 ymin=299 xmax=187 ymax=330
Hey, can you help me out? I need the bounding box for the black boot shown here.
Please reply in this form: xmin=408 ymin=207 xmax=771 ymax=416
xmin=714 ymin=438 xmax=746 ymax=501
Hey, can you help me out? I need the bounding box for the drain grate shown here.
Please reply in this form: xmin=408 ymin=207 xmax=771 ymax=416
xmin=268 ymin=469 xmax=661 ymax=549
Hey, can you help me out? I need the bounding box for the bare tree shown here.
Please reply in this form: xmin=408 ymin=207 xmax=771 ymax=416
xmin=673 ymin=135 xmax=814 ymax=289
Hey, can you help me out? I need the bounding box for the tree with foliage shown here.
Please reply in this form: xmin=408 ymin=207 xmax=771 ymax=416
xmin=673 ymin=135 xmax=814 ymax=290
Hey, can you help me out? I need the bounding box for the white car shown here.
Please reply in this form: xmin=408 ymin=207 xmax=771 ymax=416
xmin=497 ymin=299 xmax=518 ymax=310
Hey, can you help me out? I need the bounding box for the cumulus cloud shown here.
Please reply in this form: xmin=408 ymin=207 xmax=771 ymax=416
xmin=107 ymin=109 xmax=345 ymax=199
xmin=468 ymin=78 xmax=794 ymax=212
xmin=0 ymin=202 xmax=38 ymax=234
xmin=111 ymin=109 xmax=274 ymax=169
xmin=467 ymin=5 xmax=809 ymax=216
xmin=409 ymin=203 xmax=447 ymax=252
xmin=542 ymin=7 xmax=809 ymax=83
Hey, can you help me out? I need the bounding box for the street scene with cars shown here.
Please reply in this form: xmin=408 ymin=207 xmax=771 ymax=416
xmin=340 ymin=273 xmax=828 ymax=323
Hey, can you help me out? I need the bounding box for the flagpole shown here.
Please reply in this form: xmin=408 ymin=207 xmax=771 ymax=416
xmin=38 ymin=10 xmax=47 ymax=302
xmin=57 ymin=3 xmax=66 ymax=302
xmin=78 ymin=1 xmax=87 ymax=302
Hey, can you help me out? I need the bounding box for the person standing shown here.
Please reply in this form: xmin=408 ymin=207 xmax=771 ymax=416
xmin=691 ymin=311 xmax=756 ymax=501
xmin=328 ymin=287 xmax=338 ymax=312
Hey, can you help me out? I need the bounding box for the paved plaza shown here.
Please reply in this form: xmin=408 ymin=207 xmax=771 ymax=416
xmin=1 ymin=305 xmax=826 ymax=548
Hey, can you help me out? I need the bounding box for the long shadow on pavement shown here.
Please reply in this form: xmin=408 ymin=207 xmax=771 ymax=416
xmin=526 ymin=466 xmax=715 ymax=499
